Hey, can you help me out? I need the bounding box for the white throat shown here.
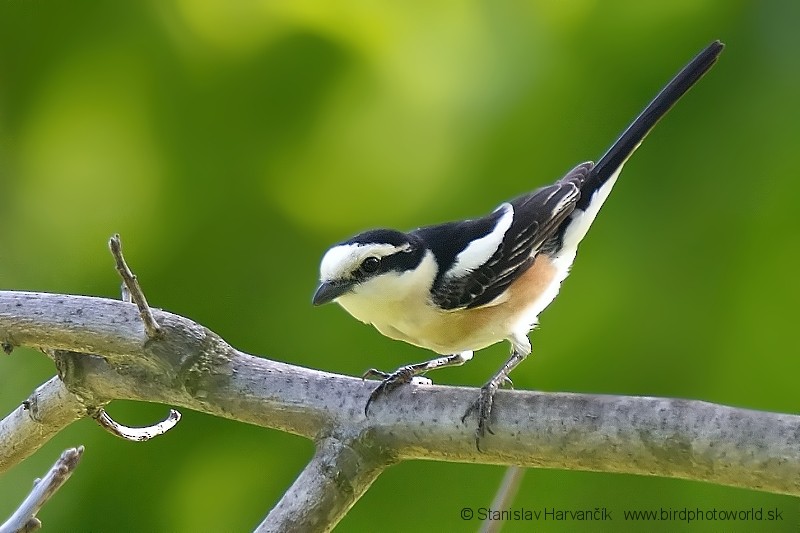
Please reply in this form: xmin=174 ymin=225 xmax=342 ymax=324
xmin=335 ymin=251 xmax=437 ymax=325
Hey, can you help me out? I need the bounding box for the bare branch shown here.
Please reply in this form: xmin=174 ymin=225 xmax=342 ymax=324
xmin=480 ymin=466 xmax=526 ymax=533
xmin=92 ymin=235 xmax=181 ymax=440
xmin=256 ymin=437 xmax=388 ymax=532
xmin=94 ymin=409 xmax=181 ymax=442
xmin=108 ymin=234 xmax=161 ymax=339
xmin=1 ymin=290 xmax=799 ymax=530
xmin=0 ymin=377 xmax=85 ymax=473
xmin=0 ymin=446 xmax=84 ymax=533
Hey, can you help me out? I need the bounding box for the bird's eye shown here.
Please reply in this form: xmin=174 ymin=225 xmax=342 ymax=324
xmin=360 ymin=256 xmax=380 ymax=274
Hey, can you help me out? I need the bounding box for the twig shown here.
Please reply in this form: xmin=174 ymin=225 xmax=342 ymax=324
xmin=480 ymin=466 xmax=526 ymax=533
xmin=89 ymin=238 xmax=182 ymax=440
xmin=108 ymin=234 xmax=161 ymax=339
xmin=94 ymin=409 xmax=181 ymax=442
xmin=0 ymin=446 xmax=84 ymax=533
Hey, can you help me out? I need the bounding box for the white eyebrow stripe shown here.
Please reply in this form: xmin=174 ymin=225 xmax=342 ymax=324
xmin=320 ymin=242 xmax=401 ymax=281
xmin=445 ymin=203 xmax=514 ymax=278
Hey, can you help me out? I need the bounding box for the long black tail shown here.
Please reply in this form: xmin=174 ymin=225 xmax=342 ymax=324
xmin=584 ymin=40 xmax=724 ymax=203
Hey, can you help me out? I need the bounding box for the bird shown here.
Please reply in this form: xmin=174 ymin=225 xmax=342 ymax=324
xmin=313 ymin=41 xmax=724 ymax=445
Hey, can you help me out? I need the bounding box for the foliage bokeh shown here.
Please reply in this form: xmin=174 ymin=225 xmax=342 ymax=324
xmin=1 ymin=1 xmax=798 ymax=531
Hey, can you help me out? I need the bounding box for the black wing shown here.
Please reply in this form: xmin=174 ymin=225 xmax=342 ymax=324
xmin=422 ymin=162 xmax=592 ymax=310
xmin=421 ymin=41 xmax=725 ymax=311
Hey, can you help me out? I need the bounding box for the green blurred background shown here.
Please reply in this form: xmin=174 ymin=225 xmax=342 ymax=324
xmin=1 ymin=1 xmax=798 ymax=531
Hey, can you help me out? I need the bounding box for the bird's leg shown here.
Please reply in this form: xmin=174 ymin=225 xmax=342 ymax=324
xmin=463 ymin=348 xmax=528 ymax=450
xmin=363 ymin=351 xmax=473 ymax=415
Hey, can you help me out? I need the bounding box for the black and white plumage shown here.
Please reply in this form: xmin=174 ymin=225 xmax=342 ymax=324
xmin=313 ymin=41 xmax=724 ymax=443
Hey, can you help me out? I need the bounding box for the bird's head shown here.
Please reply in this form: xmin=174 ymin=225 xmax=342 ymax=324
xmin=313 ymin=229 xmax=426 ymax=306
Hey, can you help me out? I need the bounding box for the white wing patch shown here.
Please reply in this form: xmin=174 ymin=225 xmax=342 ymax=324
xmin=445 ymin=203 xmax=514 ymax=278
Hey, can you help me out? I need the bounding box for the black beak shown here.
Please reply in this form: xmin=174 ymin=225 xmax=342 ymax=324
xmin=312 ymin=280 xmax=355 ymax=306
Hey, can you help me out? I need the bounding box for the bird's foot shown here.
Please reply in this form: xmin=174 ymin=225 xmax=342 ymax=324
xmin=462 ymin=382 xmax=500 ymax=451
xmin=362 ymin=365 xmax=421 ymax=416
xmin=461 ymin=374 xmax=516 ymax=451
xmin=361 ymin=353 xmax=470 ymax=416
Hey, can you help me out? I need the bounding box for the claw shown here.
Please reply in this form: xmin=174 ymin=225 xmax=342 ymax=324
xmin=363 ymin=365 xmax=416 ymax=416
xmin=362 ymin=368 xmax=390 ymax=380
xmin=461 ymin=347 xmax=526 ymax=450
xmin=362 ymin=352 xmax=471 ymax=417
xmin=462 ymin=384 xmax=499 ymax=452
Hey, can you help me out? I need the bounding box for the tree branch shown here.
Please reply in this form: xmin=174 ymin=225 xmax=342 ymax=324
xmin=1 ymin=290 xmax=799 ymax=529
xmin=0 ymin=377 xmax=85 ymax=473
xmin=0 ymin=446 xmax=84 ymax=533
xmin=94 ymin=408 xmax=181 ymax=441
xmin=480 ymin=466 xmax=526 ymax=533
xmin=256 ymin=436 xmax=389 ymax=532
